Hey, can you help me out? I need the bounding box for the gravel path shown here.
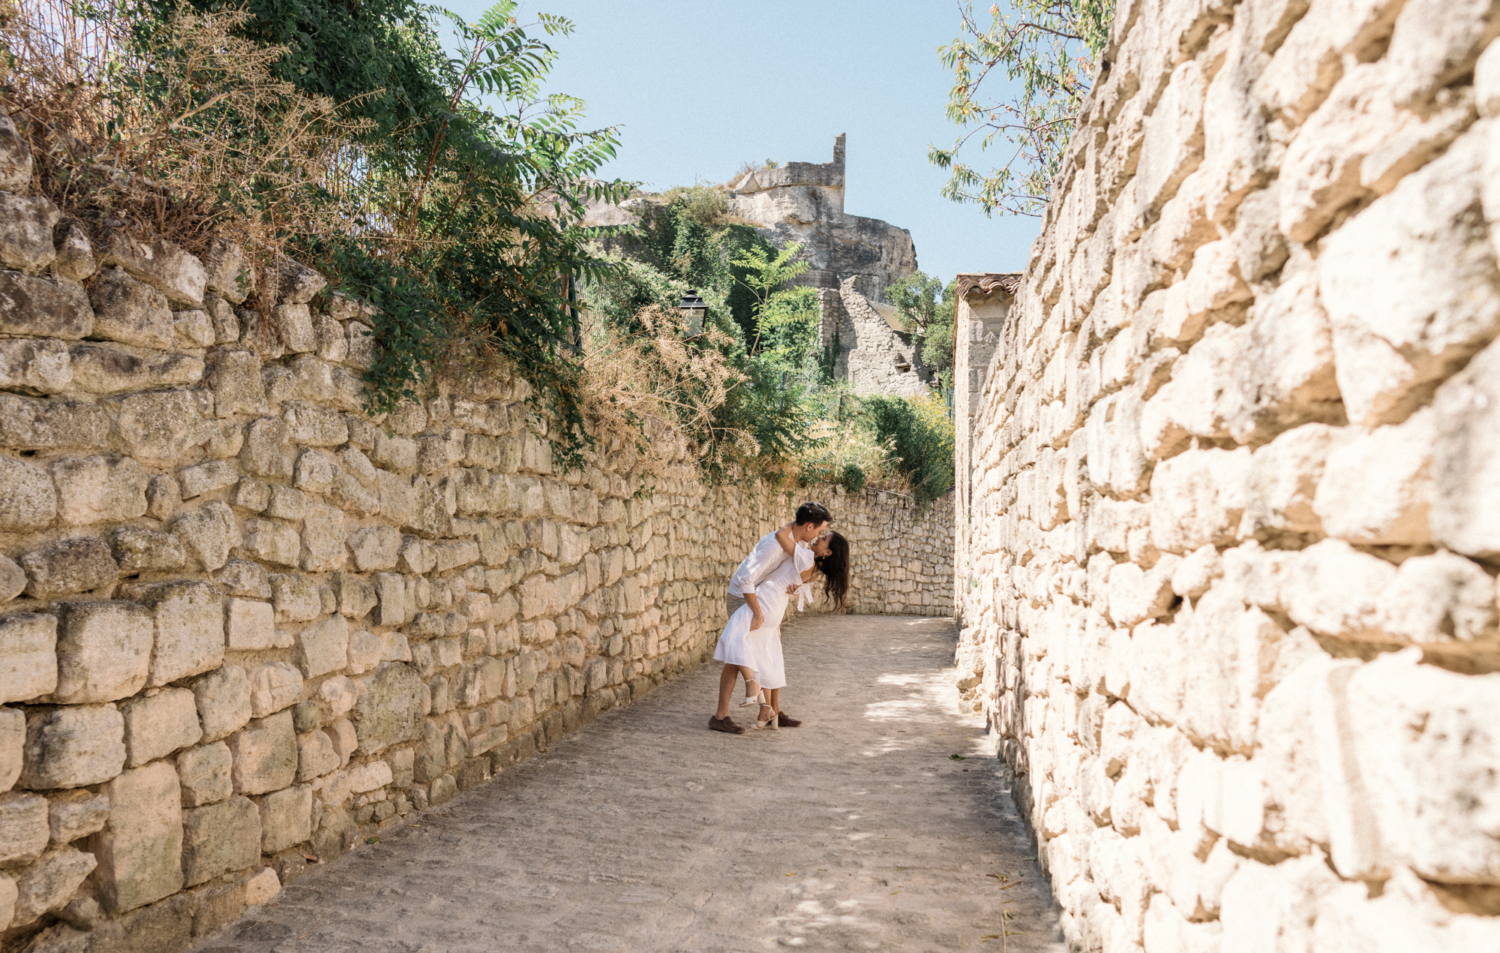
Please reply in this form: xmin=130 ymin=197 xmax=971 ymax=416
xmin=197 ymin=614 xmax=1064 ymax=952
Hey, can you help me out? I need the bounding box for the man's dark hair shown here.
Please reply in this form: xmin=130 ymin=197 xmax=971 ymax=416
xmin=795 ymin=501 xmax=831 ymax=526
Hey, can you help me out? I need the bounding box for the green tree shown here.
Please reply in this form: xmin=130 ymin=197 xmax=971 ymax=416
xmin=929 ymin=0 xmax=1114 ymax=217
xmin=886 ymin=272 xmax=958 ymax=386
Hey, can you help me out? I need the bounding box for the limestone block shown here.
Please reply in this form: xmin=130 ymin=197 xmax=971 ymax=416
xmin=181 ymin=796 xmax=259 ymax=887
xmin=379 ymin=472 xmax=417 ymax=530
xmin=1149 ymin=448 xmax=1251 ymax=554
xmin=244 ymin=517 xmax=299 ymax=568
xmin=375 ymin=572 xmax=408 ymax=627
xmin=1219 ymin=853 xmax=1345 ymax=953
xmin=347 ymin=760 xmax=391 ymax=794
xmin=173 ymin=308 xmax=215 ymax=348
xmin=0 ymin=792 xmax=49 ymax=864
xmin=270 ymin=572 xmax=321 ymax=623
xmin=22 ymin=537 xmax=118 ymax=599
xmin=1227 ymin=269 xmax=1343 ymax=444
xmin=1319 ymin=132 xmax=1499 ymax=427
xmin=120 ymin=688 xmax=201 ymax=768
xmin=0 ymin=111 xmax=31 ymax=191
xmin=145 ymin=474 xmax=180 ymax=522
xmin=0 ymin=193 xmax=58 ymax=272
xmin=229 ymin=711 xmax=297 ymax=795
xmin=46 ymin=789 xmax=108 ymax=843
xmin=273 ymin=258 xmax=325 ymax=305
xmin=274 ymin=304 xmax=316 ymax=353
xmin=296 ymin=615 xmax=348 ymax=679
xmin=0 ymin=337 xmax=71 ymax=393
xmin=177 ymin=460 xmax=238 ymax=500
xmin=54 ymin=222 xmax=96 ymax=283
xmin=88 ymin=760 xmax=184 ymax=912
xmin=136 ymin=581 xmax=224 ymax=686
xmin=1377 ymin=551 xmax=1498 ymax=644
xmin=231 ymin=477 xmax=270 ymax=512
xmin=1279 ymin=539 xmax=1396 ymax=642
xmin=202 ymin=240 xmax=254 ymax=304
xmin=18 ymin=705 xmax=125 ymax=789
xmin=109 ymin=526 xmax=185 ymax=574
xmin=0 ymin=393 xmax=110 ymax=453
xmin=168 ymin=502 xmax=237 ymax=572
xmin=352 ymin=662 xmax=423 ymax=753
xmin=191 ymin=665 xmax=251 ymax=743
xmin=1347 ymin=650 xmax=1500 ymax=883
xmin=400 ymin=535 xmax=435 ymax=574
xmin=1253 ymin=656 xmax=1332 ymax=856
xmin=114 ymin=389 xmax=205 ymax=466
xmin=331 ymin=575 xmax=375 ymax=623
xmin=12 ymin=847 xmax=95 ymax=926
xmin=1312 ymin=867 xmax=1500 ymax=951
xmin=0 ymin=555 xmax=25 ymax=606
xmin=1430 ymin=337 xmax=1500 ymax=558
xmin=0 ymin=708 xmax=18 ymax=792
xmin=248 ymin=662 xmax=303 ymax=718
xmin=1314 ymin=410 xmax=1434 ymax=545
xmin=51 ymin=601 xmax=151 ymax=704
xmin=295 ymin=729 xmax=339 ymax=782
xmin=244 ymin=866 xmax=280 ymax=906
xmin=0 ymin=271 xmax=92 ymax=339
xmin=0 ymin=613 xmax=56 ymax=704
xmin=324 ymin=719 xmax=357 ymax=766
xmin=176 ymin=742 xmax=232 ymax=807
xmin=314 ymin=314 xmax=348 ymax=362
xmin=346 ymin=630 xmax=382 ymax=676
xmin=68 ymin=341 xmax=203 ymax=395
xmin=258 ymin=783 xmax=312 ymax=854
xmin=300 ymin=502 xmax=346 ymax=572
xmin=210 ymin=349 xmax=264 ymax=419
xmin=87 ymin=267 xmax=174 ymax=349
xmin=1106 ymin=559 xmax=1179 ymax=628
xmin=240 ymin=417 xmax=294 ymax=481
xmin=1277 ymin=62 xmax=1471 ymax=244
xmin=225 ymin=598 xmax=275 ymax=652
xmin=0 ymin=457 xmax=55 ymax=533
xmin=345 ymin=527 xmax=397 ymax=573
xmin=96 ymin=231 xmax=206 ymax=307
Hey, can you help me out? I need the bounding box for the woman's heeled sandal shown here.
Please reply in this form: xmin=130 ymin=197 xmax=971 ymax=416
xmin=739 ymin=682 xmax=766 ymax=708
xmin=750 ymin=704 xmax=779 ymax=730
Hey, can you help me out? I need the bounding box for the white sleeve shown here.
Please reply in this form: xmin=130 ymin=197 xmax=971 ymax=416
xmin=794 ymin=543 xmax=814 ymax=573
xmin=730 ymin=533 xmax=783 ymax=596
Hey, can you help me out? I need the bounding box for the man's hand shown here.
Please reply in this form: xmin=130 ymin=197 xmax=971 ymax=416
xmin=786 ymin=584 xmax=798 ymax=594
xmin=749 ymin=611 xmax=764 ymax=631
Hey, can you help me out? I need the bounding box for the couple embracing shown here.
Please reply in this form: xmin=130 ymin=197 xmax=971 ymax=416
xmin=708 ymin=502 xmax=851 ymax=734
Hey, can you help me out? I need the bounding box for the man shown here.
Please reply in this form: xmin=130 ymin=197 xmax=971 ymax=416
xmin=709 ymin=501 xmax=831 ymax=734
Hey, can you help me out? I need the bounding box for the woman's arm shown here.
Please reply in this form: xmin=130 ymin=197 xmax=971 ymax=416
xmin=774 ymin=523 xmax=797 ymax=556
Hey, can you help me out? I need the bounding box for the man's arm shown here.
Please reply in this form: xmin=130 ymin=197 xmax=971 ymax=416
xmin=743 ymin=592 xmax=764 ymax=630
xmin=729 ymin=532 xmax=784 ymax=596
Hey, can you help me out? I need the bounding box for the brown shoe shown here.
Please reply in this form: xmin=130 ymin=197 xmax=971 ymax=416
xmin=777 ymin=712 xmax=802 ymax=728
xmin=709 ymin=716 xmax=744 ymax=734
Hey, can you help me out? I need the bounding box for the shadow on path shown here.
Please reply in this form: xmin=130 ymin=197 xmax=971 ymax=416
xmin=197 ymin=614 xmax=1064 ymax=952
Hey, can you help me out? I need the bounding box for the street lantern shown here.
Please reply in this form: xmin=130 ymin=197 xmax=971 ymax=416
xmin=678 ymin=289 xmax=707 ymax=337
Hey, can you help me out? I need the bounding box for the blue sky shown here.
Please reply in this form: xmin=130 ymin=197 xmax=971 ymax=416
xmin=447 ymin=0 xmax=1040 ymax=282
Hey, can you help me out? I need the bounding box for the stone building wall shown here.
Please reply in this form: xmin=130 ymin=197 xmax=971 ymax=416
xmin=0 ymin=148 xmax=954 ymax=949
xmin=955 ymin=0 xmax=1500 ymax=950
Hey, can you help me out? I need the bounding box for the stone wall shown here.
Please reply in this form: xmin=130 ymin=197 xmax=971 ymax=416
xmin=955 ymin=0 xmax=1500 ymax=950
xmin=0 ymin=146 xmax=955 ymax=950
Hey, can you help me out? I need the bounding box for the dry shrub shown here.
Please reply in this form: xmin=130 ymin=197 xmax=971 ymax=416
xmin=578 ymin=304 xmax=758 ymax=480
xmin=1 ymin=0 xmax=369 ymax=263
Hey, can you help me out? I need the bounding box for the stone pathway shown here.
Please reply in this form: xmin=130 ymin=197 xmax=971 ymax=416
xmin=196 ymin=615 xmax=1064 ymax=952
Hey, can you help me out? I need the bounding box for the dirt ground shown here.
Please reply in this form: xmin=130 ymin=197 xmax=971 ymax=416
xmin=195 ymin=614 xmax=1065 ymax=952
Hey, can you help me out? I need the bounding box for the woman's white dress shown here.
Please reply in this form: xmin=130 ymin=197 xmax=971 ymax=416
xmin=713 ymin=543 xmax=814 ymax=690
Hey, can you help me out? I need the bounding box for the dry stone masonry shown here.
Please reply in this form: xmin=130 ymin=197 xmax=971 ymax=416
xmin=0 ymin=123 xmax=953 ymax=951
xmin=953 ymin=0 xmax=1500 ymax=950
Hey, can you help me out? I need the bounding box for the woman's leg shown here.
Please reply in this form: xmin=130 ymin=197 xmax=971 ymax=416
xmin=767 ymin=688 xmax=780 ymax=715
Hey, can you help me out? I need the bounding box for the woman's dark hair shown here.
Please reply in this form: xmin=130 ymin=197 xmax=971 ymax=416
xmin=814 ymin=531 xmax=850 ymax=611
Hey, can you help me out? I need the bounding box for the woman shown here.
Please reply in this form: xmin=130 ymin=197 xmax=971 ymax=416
xmin=710 ymin=528 xmax=850 ymax=731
